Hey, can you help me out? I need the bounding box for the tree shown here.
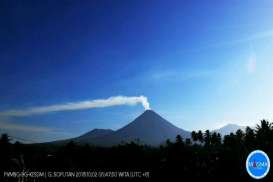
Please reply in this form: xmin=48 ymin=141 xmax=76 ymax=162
xmin=191 ymin=131 xmax=198 ymax=142
xmin=0 ymin=134 xmax=11 ymax=154
xmin=185 ymin=138 xmax=192 ymax=145
xmin=217 ymin=133 xmax=221 ymax=144
xmin=204 ymin=130 xmax=211 ymax=147
xmin=175 ymin=135 xmax=184 ymax=145
xmin=0 ymin=134 xmax=10 ymax=145
xmin=244 ymin=126 xmax=255 ymax=149
xmin=211 ymin=132 xmax=221 ymax=146
xmin=235 ymin=129 xmax=244 ymax=141
xmin=256 ymin=119 xmax=272 ymax=138
xmin=223 ymin=132 xmax=236 ymax=148
xmin=255 ymin=119 xmax=272 ymax=149
xmin=197 ymin=130 xmax=204 ymax=144
xmin=256 ymin=119 xmax=272 ymax=130
xmin=165 ymin=139 xmax=172 ymax=147
xmin=0 ymin=134 xmax=11 ymax=170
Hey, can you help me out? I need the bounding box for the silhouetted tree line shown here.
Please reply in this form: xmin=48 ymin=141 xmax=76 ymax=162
xmin=0 ymin=120 xmax=272 ymax=181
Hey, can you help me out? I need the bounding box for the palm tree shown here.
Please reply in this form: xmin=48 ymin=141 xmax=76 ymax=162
xmin=255 ymin=119 xmax=272 ymax=149
xmin=256 ymin=119 xmax=272 ymax=136
xmin=256 ymin=119 xmax=272 ymax=129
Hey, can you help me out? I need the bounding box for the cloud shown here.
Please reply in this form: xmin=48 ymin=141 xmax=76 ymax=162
xmin=0 ymin=121 xmax=53 ymax=132
xmin=150 ymin=69 xmax=215 ymax=81
xmin=246 ymin=54 xmax=256 ymax=74
xmin=0 ymin=119 xmax=71 ymax=143
xmin=208 ymin=30 xmax=273 ymax=49
xmin=0 ymin=96 xmax=151 ymax=117
xmin=177 ymin=29 xmax=273 ymax=55
xmin=219 ymin=30 xmax=273 ymax=47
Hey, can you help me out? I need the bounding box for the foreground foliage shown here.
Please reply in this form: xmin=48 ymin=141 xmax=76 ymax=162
xmin=0 ymin=120 xmax=272 ymax=181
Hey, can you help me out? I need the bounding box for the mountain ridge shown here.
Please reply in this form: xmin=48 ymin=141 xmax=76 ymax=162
xmin=47 ymin=111 xmax=246 ymax=146
xmin=50 ymin=110 xmax=191 ymax=146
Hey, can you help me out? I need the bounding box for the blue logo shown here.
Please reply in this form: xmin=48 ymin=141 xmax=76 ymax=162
xmin=246 ymin=150 xmax=270 ymax=179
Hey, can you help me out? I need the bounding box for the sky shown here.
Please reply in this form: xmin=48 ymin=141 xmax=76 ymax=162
xmin=1 ymin=0 xmax=273 ymax=142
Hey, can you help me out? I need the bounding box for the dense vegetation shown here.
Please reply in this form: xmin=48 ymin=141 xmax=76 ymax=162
xmin=1 ymin=120 xmax=272 ymax=181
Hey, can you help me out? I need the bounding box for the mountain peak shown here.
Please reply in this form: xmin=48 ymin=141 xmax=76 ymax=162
xmin=214 ymin=123 xmax=246 ymax=136
xmin=219 ymin=123 xmax=245 ymax=130
xmin=143 ymin=109 xmax=154 ymax=112
xmin=140 ymin=109 xmax=163 ymax=117
xmin=132 ymin=109 xmax=166 ymax=125
xmin=109 ymin=109 xmax=190 ymax=145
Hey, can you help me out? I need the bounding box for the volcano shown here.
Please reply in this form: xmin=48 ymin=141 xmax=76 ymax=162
xmin=51 ymin=110 xmax=191 ymax=146
xmin=101 ymin=110 xmax=191 ymax=146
